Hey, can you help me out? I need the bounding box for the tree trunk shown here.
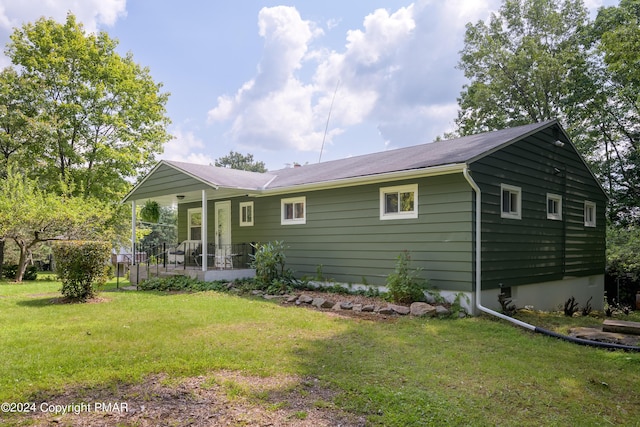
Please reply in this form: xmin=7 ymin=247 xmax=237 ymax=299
xmin=14 ymin=239 xmax=28 ymax=283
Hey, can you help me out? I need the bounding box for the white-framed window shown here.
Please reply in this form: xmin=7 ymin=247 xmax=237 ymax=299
xmin=584 ymin=201 xmax=596 ymax=227
xmin=281 ymin=196 xmax=306 ymax=225
xmin=187 ymin=208 xmax=202 ymax=240
xmin=501 ymin=184 xmax=522 ymax=220
xmin=380 ymin=184 xmax=418 ymax=220
xmin=239 ymin=201 xmax=254 ymax=227
xmin=546 ymin=193 xmax=563 ymax=220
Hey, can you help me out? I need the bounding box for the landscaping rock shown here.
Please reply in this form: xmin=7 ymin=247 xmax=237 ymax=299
xmin=352 ymin=304 xmax=363 ymax=312
xmin=297 ymin=294 xmax=313 ymax=304
xmin=387 ymin=303 xmax=410 ymax=315
xmin=312 ymin=298 xmax=335 ymax=309
xmin=340 ymin=301 xmax=354 ymax=310
xmin=377 ymin=306 xmax=395 ymax=315
xmin=410 ymin=302 xmax=436 ymax=317
xmin=361 ymin=305 xmax=375 ymax=312
xmin=286 ymin=295 xmax=298 ymax=303
xmin=435 ymin=305 xmax=451 ymax=316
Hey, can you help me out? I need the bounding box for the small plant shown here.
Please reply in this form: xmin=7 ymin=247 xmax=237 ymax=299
xmin=315 ymin=264 xmax=324 ymax=281
xmin=581 ymin=296 xmax=593 ymax=316
xmin=250 ymin=241 xmax=294 ymax=291
xmin=449 ymin=292 xmax=470 ymax=317
xmin=563 ymin=296 xmax=580 ymax=317
xmin=498 ymin=291 xmax=517 ymax=316
xmin=385 ymin=251 xmax=427 ymax=304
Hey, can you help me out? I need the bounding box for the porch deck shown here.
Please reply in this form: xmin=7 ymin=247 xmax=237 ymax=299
xmin=125 ymin=242 xmax=256 ymax=285
xmin=128 ymin=263 xmax=256 ymax=285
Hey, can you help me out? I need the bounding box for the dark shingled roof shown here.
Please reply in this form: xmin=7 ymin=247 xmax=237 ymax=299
xmin=159 ymin=120 xmax=557 ymax=192
xmin=265 ymin=120 xmax=556 ymax=188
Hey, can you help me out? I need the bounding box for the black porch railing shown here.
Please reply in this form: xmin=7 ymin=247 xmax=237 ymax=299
xmin=130 ymin=242 xmax=254 ymax=280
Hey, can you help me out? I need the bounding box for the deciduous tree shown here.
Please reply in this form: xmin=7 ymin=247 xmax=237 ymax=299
xmin=0 ymin=168 xmax=113 ymax=282
xmin=5 ymin=13 xmax=172 ymax=201
xmin=456 ymin=0 xmax=591 ymax=135
xmin=215 ymin=151 xmax=267 ymax=172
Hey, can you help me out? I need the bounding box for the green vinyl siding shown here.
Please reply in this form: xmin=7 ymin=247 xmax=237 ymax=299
xmin=130 ymin=164 xmax=211 ymax=200
xmin=181 ymin=174 xmax=474 ymax=291
xmin=470 ymin=127 xmax=606 ymax=290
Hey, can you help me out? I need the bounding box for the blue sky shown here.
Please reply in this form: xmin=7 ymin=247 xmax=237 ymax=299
xmin=0 ymin=0 xmax=617 ymax=171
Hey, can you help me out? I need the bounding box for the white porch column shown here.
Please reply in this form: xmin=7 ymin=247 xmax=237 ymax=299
xmin=131 ymin=200 xmax=136 ymax=265
xmin=201 ymin=190 xmax=208 ymax=271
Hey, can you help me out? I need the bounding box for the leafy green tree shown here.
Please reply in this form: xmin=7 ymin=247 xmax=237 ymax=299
xmin=455 ymin=0 xmax=640 ymax=222
xmin=0 ymin=168 xmax=113 ymax=282
xmin=456 ymin=0 xmax=591 ymax=135
xmin=5 ymin=13 xmax=172 ymax=201
xmin=0 ymin=68 xmax=43 ymax=179
xmin=585 ymin=0 xmax=640 ymax=223
xmin=215 ymin=151 xmax=267 ymax=172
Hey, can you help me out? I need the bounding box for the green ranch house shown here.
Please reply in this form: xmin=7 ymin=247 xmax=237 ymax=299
xmin=123 ymin=120 xmax=607 ymax=314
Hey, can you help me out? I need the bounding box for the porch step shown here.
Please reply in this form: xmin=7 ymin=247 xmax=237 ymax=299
xmin=602 ymin=319 xmax=640 ymax=336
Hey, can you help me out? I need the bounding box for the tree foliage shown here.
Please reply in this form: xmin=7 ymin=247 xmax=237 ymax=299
xmin=456 ymin=0 xmax=590 ymax=135
xmin=0 ymin=68 xmax=42 ymax=179
xmin=215 ymin=151 xmax=267 ymax=172
xmin=0 ymin=167 xmax=113 ymax=282
xmin=456 ymin=0 xmax=640 ymax=223
xmin=5 ymin=13 xmax=172 ymax=201
xmin=586 ymin=0 xmax=640 ymax=223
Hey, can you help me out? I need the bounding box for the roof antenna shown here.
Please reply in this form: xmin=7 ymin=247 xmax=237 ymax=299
xmin=318 ymin=80 xmax=340 ymax=163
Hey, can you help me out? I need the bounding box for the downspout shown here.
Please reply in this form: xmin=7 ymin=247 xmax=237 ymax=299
xmin=462 ymin=167 xmax=640 ymax=351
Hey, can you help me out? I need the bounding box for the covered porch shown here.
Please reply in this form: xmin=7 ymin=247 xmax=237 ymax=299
xmin=121 ymin=161 xmax=272 ymax=284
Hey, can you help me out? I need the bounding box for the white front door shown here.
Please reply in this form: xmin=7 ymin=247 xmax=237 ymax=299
xmin=214 ymin=201 xmax=232 ymax=268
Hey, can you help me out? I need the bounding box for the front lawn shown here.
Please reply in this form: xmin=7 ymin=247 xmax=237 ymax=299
xmin=1 ymin=277 xmax=639 ymax=426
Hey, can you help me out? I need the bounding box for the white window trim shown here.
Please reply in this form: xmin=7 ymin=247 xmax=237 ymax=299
xmin=187 ymin=207 xmax=202 ymax=240
xmin=501 ymin=184 xmax=522 ymax=220
xmin=546 ymin=193 xmax=563 ymax=221
xmin=239 ymin=201 xmax=254 ymax=227
xmin=379 ymin=184 xmax=418 ymax=220
xmin=584 ymin=201 xmax=597 ymax=227
xmin=281 ymin=196 xmax=306 ymax=225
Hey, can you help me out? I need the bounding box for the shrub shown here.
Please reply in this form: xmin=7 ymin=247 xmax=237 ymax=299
xmin=1 ymin=264 xmax=37 ymax=281
xmin=52 ymin=241 xmax=111 ymax=302
xmin=250 ymin=241 xmax=294 ymax=291
xmin=386 ymin=251 xmax=427 ymax=304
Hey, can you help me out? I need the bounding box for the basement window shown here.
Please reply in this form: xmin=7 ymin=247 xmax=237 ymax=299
xmin=380 ymin=184 xmax=418 ymax=220
xmin=281 ymin=197 xmax=306 ymax=225
xmin=546 ymin=193 xmax=562 ymax=221
xmin=501 ymin=184 xmax=521 ymax=220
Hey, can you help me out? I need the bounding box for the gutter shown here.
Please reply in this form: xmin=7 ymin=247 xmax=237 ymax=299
xmin=461 ymin=167 xmax=640 ymax=351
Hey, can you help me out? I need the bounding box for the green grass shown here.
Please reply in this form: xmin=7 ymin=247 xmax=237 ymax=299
xmin=1 ymin=277 xmax=640 ymax=426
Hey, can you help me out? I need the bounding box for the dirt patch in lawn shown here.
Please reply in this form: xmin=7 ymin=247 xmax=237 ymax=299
xmin=12 ymin=371 xmax=365 ymax=427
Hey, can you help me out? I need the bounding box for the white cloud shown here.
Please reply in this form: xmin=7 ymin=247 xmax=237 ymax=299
xmin=208 ymin=6 xmax=325 ymax=152
xmin=160 ymin=128 xmax=215 ymax=165
xmin=0 ymin=0 xmax=126 ymax=67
